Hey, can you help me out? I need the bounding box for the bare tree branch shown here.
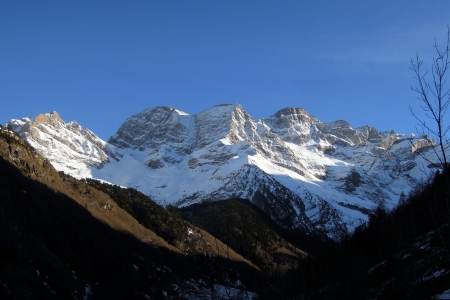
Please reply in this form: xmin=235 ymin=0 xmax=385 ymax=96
xmin=410 ymin=27 xmax=450 ymax=170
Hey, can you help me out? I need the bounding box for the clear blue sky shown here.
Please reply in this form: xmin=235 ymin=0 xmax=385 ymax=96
xmin=1 ymin=1 xmax=449 ymax=140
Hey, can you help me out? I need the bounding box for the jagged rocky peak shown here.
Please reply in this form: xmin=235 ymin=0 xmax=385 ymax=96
xmin=262 ymin=107 xmax=319 ymax=145
xmin=194 ymin=103 xmax=256 ymax=148
xmin=8 ymin=111 xmax=62 ymax=137
xmin=271 ymin=107 xmax=316 ymax=128
xmin=354 ymin=125 xmax=384 ymax=144
xmin=318 ymin=120 xmax=368 ymax=146
xmin=7 ymin=111 xmax=110 ymax=171
xmin=108 ymin=106 xmax=195 ymax=153
xmin=322 ymin=122 xmax=396 ymax=148
xmin=262 ymin=107 xmax=395 ymax=148
xmin=411 ymin=138 xmax=436 ymax=153
xmin=33 ymin=110 xmax=63 ymax=125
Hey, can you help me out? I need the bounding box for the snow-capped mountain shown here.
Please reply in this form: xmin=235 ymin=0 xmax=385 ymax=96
xmin=7 ymin=111 xmax=120 ymax=177
xmin=7 ymin=104 xmax=439 ymax=240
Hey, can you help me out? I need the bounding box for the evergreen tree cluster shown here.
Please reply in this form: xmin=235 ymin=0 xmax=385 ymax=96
xmin=179 ymin=198 xmax=304 ymax=272
xmin=85 ymin=179 xmax=188 ymax=247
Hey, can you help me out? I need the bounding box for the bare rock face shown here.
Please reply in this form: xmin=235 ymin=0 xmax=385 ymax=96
xmin=194 ymin=104 xmax=238 ymax=149
xmin=33 ymin=111 xmax=63 ymax=125
xmin=109 ymin=106 xmax=195 ymax=153
xmin=108 ymin=106 xmax=195 ymax=165
xmin=411 ymin=138 xmax=436 ymax=153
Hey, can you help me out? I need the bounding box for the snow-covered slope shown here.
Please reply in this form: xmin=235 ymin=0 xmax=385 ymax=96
xmin=7 ymin=111 xmax=121 ymax=177
xmin=7 ymin=104 xmax=441 ymax=240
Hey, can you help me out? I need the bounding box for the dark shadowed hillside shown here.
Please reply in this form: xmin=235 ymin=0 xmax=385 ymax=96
xmin=178 ymin=199 xmax=336 ymax=271
xmin=179 ymin=199 xmax=308 ymax=273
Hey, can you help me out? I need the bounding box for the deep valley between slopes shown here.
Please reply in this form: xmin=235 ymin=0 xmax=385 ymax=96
xmin=7 ymin=104 xmax=439 ymax=240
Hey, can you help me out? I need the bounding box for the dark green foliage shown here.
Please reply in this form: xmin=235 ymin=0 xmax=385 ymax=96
xmin=180 ymin=198 xmax=304 ymax=272
xmin=85 ymin=179 xmax=188 ymax=247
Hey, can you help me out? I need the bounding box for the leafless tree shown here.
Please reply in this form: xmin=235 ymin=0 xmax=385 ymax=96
xmin=410 ymin=26 xmax=450 ymax=170
xmin=410 ymin=28 xmax=450 ymax=259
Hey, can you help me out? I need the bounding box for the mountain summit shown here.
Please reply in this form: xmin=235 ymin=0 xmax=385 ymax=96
xmin=8 ymin=104 xmax=438 ymax=240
